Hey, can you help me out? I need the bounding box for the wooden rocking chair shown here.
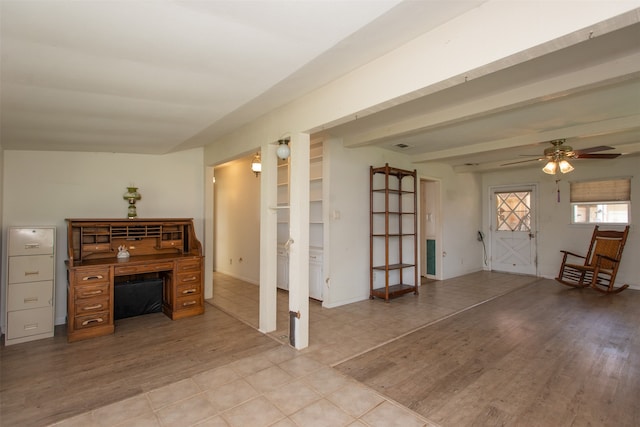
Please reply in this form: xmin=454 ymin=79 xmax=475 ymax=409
xmin=556 ymin=225 xmax=630 ymax=294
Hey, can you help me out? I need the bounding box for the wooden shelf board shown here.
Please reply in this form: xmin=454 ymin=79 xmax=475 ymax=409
xmin=372 ymin=234 xmax=416 ymax=238
xmin=372 ymin=263 xmax=415 ymax=270
xmin=370 ymin=283 xmax=417 ymax=299
xmin=372 ymin=188 xmax=414 ymax=194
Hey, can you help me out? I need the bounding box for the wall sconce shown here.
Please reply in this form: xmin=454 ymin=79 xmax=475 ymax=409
xmin=542 ymin=158 xmax=574 ymax=175
xmin=123 ymin=186 xmax=141 ymax=219
xmin=251 ymin=152 xmax=261 ymax=177
xmin=276 ymin=138 xmax=291 ymax=160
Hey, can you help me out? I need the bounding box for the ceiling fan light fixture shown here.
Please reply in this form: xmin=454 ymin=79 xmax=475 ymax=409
xmin=542 ymin=161 xmax=557 ymax=175
xmin=558 ymin=159 xmax=574 ymax=174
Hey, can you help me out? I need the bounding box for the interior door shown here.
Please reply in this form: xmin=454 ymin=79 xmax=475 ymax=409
xmin=491 ymin=187 xmax=537 ymax=275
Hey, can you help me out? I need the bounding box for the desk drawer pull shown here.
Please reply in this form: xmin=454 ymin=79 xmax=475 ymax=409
xmin=82 ymin=290 xmax=103 ymax=296
xmin=182 ymin=301 xmax=197 ymax=307
xmin=83 ymin=304 xmax=103 ymax=311
xmin=82 ymin=318 xmax=104 ymax=326
xmin=25 ymin=243 xmax=40 ymax=249
xmin=181 ymin=276 xmax=197 ymax=282
xmin=83 ymin=275 xmax=104 ymax=281
xmin=182 ymin=288 xmax=197 ymax=295
xmin=24 ymin=296 xmax=39 ymax=303
xmin=25 ymin=271 xmax=40 ymax=276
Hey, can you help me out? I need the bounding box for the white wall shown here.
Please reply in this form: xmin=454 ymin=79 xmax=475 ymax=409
xmin=213 ymin=156 xmax=261 ymax=284
xmin=1 ymin=148 xmax=205 ymax=328
xmin=323 ymin=140 xmax=484 ymax=308
xmin=481 ymin=156 xmax=639 ymax=288
xmin=422 ymin=162 xmax=484 ymax=278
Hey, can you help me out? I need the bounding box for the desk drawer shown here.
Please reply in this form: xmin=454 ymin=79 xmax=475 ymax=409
xmin=175 ymin=295 xmax=201 ymax=311
xmin=82 ymin=243 xmax=111 ymax=253
xmin=175 ymin=258 xmax=201 ymax=273
xmin=114 ymin=262 xmax=174 ymax=275
xmin=76 ymin=296 xmax=110 ymax=314
xmin=159 ymin=239 xmax=182 ymax=249
xmin=74 ymin=311 xmax=110 ymax=330
xmin=74 ymin=267 xmax=110 ymax=285
xmin=177 ymin=282 xmax=201 ymax=297
xmin=75 ymin=283 xmax=109 ymax=300
xmin=177 ymin=270 xmax=201 ymax=285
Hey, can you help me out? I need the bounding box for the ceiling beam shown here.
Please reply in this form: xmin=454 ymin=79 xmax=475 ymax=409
xmin=341 ymin=55 xmax=640 ymax=149
xmin=411 ymin=115 xmax=640 ymax=164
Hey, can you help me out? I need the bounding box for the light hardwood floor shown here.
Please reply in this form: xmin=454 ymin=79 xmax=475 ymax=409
xmin=2 ymin=271 xmax=637 ymax=426
xmin=336 ymin=278 xmax=640 ymax=426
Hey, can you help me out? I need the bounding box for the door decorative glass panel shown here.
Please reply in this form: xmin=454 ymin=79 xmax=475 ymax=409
xmin=496 ymin=192 xmax=531 ymax=232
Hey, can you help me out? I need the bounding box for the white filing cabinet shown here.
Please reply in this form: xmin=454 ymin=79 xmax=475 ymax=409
xmin=5 ymin=227 xmax=56 ymax=345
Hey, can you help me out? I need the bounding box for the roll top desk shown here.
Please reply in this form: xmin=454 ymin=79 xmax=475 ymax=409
xmin=65 ymin=218 xmax=203 ymax=342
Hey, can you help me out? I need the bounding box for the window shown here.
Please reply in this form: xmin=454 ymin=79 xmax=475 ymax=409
xmin=570 ymin=178 xmax=630 ymax=224
xmin=495 ymin=191 xmax=531 ymax=231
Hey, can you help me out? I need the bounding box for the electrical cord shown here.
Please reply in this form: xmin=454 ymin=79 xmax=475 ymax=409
xmin=478 ymin=231 xmax=488 ymax=266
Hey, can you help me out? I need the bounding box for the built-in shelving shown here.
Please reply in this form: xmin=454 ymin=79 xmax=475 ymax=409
xmin=276 ymin=140 xmax=325 ymax=300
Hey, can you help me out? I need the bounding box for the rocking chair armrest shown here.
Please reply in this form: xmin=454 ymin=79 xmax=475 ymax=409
xmin=594 ymin=253 xmax=620 ymax=265
xmin=560 ymin=250 xmax=586 ymax=260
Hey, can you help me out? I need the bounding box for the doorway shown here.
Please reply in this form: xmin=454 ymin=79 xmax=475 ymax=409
xmin=490 ymin=185 xmax=537 ymax=275
xmin=209 ymin=155 xmax=264 ymax=328
xmin=420 ymin=178 xmax=442 ymax=280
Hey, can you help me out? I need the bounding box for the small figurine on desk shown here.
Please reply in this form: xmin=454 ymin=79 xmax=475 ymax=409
xmin=117 ymin=245 xmax=130 ymax=259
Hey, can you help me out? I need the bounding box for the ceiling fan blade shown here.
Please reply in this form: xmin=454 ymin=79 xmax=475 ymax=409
xmin=574 ymin=153 xmax=621 ymax=159
xmin=573 ymin=145 xmax=615 ymax=155
xmin=501 ymin=158 xmax=543 ymax=166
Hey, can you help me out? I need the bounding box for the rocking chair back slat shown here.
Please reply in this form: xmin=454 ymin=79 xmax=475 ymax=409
xmin=590 ymin=238 xmax=624 ymax=269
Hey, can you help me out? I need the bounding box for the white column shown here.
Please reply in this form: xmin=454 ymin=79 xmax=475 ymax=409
xmin=204 ymin=166 xmax=214 ymax=299
xmin=288 ymin=133 xmax=310 ymax=349
xmin=259 ymin=142 xmax=278 ymax=333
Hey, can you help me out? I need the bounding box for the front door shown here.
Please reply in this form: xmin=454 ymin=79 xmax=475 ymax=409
xmin=491 ymin=187 xmax=537 ymax=275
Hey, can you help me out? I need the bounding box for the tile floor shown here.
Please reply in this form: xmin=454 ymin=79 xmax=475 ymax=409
xmin=50 ymin=271 xmax=536 ymax=427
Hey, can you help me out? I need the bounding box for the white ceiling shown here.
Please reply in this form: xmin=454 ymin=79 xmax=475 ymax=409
xmin=1 ymin=1 xmax=639 ymax=172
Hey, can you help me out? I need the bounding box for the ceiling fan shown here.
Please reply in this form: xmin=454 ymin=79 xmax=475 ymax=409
xmin=502 ymin=139 xmax=621 ymax=174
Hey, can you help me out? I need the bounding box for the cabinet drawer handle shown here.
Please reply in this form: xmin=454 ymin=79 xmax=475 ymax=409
xmin=83 ymin=275 xmax=104 ymax=281
xmin=82 ymin=290 xmax=103 ymax=296
xmin=24 ymin=297 xmax=39 ymax=303
xmin=82 ymin=318 xmax=104 ymax=326
xmin=182 ymin=301 xmax=197 ymax=307
xmin=182 ymin=288 xmax=197 ymax=295
xmin=24 ymin=323 xmax=39 ymax=330
xmin=83 ymin=304 xmax=103 ymax=310
xmin=25 ymin=271 xmax=40 ymax=276
xmin=182 ymin=276 xmax=197 ymax=282
xmin=25 ymin=243 xmax=40 ymax=249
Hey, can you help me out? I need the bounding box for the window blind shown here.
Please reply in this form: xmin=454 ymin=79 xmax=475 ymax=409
xmin=570 ymin=178 xmax=631 ymax=203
